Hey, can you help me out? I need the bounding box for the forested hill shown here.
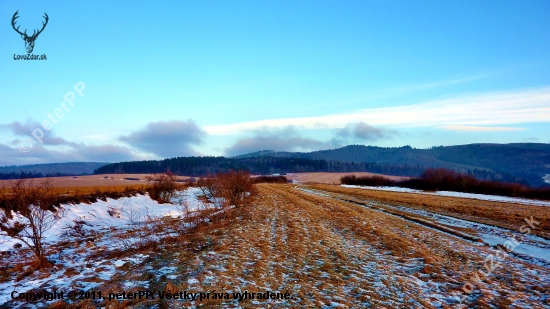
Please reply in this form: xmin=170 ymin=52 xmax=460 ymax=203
xmin=93 ymin=156 xmax=515 ymax=184
xmin=0 ymin=162 xmax=107 ymax=180
xmin=94 ymin=156 xmax=426 ymax=177
xmin=235 ymin=143 xmax=550 ymax=186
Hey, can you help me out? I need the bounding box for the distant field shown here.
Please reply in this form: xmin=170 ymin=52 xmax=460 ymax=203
xmin=0 ymin=174 xmax=192 ymax=188
xmin=0 ymin=174 xmax=193 ymax=196
xmin=1 ymin=172 xmax=394 ymax=189
xmin=286 ymin=172 xmax=409 ymax=184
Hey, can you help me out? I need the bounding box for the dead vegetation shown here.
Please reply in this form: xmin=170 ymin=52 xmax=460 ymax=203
xmin=146 ymin=172 xmax=184 ymax=203
xmin=0 ymin=178 xmax=63 ymax=269
xmin=197 ymin=170 xmax=256 ymax=208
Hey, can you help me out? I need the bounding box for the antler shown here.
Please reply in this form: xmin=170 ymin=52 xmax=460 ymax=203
xmin=32 ymin=13 xmax=49 ymax=38
xmin=11 ymin=11 xmax=26 ymax=37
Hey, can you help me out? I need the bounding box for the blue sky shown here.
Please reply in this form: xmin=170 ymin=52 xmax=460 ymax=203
xmin=1 ymin=0 xmax=549 ymax=165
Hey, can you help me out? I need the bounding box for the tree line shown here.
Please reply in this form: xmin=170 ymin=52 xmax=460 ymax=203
xmin=93 ymin=156 xmax=427 ymax=177
xmin=0 ymin=171 xmax=77 ymax=180
xmin=93 ymin=156 xmax=523 ymax=184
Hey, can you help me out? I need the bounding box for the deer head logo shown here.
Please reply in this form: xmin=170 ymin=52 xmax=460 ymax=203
xmin=11 ymin=11 xmax=49 ymax=54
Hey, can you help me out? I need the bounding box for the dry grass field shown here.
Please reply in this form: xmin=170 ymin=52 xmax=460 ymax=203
xmin=0 ymin=174 xmax=192 ymax=188
xmin=0 ymin=174 xmax=193 ymax=197
xmin=2 ymin=183 xmax=548 ymax=308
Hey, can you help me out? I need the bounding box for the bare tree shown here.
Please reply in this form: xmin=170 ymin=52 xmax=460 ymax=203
xmin=0 ymin=178 xmax=63 ymax=268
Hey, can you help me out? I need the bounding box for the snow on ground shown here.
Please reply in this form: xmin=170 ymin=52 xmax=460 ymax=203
xmin=0 ymin=187 xmax=215 ymax=307
xmin=304 ymin=187 xmax=550 ymax=266
xmin=341 ymin=185 xmax=550 ymax=207
xmin=367 ymin=200 xmax=550 ymax=266
xmin=0 ymin=187 xmax=206 ymax=251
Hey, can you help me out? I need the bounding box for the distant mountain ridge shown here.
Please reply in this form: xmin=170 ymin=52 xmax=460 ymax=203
xmin=235 ymin=143 xmax=550 ymax=186
xmin=0 ymin=162 xmax=107 ymax=179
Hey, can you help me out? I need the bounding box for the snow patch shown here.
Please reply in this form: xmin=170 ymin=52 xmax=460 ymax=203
xmin=341 ymin=185 xmax=550 ymax=207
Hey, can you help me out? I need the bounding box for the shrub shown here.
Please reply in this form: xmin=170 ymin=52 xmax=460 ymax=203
xmin=197 ymin=170 xmax=256 ymax=208
xmin=252 ymin=175 xmax=289 ymax=184
xmin=0 ymin=178 xmax=64 ymax=268
xmin=146 ymin=172 xmax=179 ymax=203
xmin=341 ymin=175 xmax=394 ymax=187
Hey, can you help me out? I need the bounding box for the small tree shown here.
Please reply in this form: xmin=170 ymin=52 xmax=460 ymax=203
xmin=146 ymin=172 xmax=179 ymax=203
xmin=0 ymin=178 xmax=63 ymax=268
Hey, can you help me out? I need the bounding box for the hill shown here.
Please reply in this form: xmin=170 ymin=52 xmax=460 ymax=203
xmin=0 ymin=162 xmax=108 ymax=179
xmin=94 ymin=156 xmax=425 ymax=178
xmin=236 ymin=143 xmax=550 ymax=186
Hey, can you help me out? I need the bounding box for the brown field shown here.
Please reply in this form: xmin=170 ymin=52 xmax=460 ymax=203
xmin=0 ymin=174 xmax=192 ymax=188
xmin=286 ymin=172 xmax=409 ymax=184
xmin=2 ymin=183 xmax=549 ymax=308
xmin=0 ymin=174 xmax=193 ymax=197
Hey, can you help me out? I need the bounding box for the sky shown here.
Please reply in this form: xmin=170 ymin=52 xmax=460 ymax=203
xmin=1 ymin=0 xmax=549 ymax=165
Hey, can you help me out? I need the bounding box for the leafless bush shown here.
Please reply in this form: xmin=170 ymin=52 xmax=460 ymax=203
xmin=197 ymin=170 xmax=256 ymax=208
xmin=0 ymin=178 xmax=64 ymax=268
xmin=146 ymin=172 xmax=179 ymax=203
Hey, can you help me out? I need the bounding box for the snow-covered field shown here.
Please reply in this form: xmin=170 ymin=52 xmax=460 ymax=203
xmin=0 ymin=187 xmax=206 ymax=252
xmin=341 ymin=184 xmax=550 ymax=207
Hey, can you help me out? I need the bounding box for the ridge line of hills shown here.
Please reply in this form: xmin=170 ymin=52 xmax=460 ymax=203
xmin=2 ymin=143 xmax=549 ymax=187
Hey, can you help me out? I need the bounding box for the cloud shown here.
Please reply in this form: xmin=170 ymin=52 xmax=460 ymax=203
xmin=337 ymin=122 xmax=396 ymax=141
xmin=0 ymin=119 xmax=207 ymax=165
xmin=440 ymin=126 xmax=527 ymax=132
xmin=0 ymin=120 xmax=80 ymax=147
xmin=225 ymin=126 xmax=340 ymax=156
xmin=203 ymin=86 xmax=550 ymax=135
xmin=119 ymin=119 xmax=206 ymax=158
xmin=0 ymin=142 xmax=142 ymax=166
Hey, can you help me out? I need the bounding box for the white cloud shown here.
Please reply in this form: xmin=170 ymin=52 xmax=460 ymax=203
xmin=440 ymin=126 xmax=527 ymax=132
xmin=204 ymin=86 xmax=550 ymax=135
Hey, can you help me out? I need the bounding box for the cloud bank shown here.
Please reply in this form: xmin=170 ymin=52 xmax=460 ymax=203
xmin=204 ymin=87 xmax=550 ymax=135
